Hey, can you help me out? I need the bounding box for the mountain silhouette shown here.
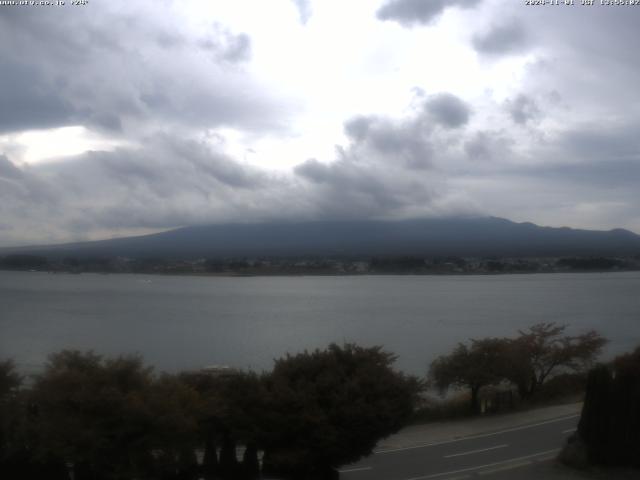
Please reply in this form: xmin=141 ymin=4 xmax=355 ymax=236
xmin=4 ymin=217 xmax=640 ymax=260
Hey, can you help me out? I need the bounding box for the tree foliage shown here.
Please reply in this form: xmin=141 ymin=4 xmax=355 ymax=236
xmin=0 ymin=344 xmax=422 ymax=480
xmin=0 ymin=360 xmax=21 ymax=399
xmin=261 ymin=343 xmax=421 ymax=478
xmin=0 ymin=360 xmax=23 ymax=470
xmin=577 ymin=345 xmax=640 ymax=467
xmin=429 ymin=338 xmax=509 ymax=413
xmin=507 ymin=323 xmax=607 ymax=398
xmin=429 ymin=323 xmax=607 ymax=411
xmin=29 ymin=351 xmax=201 ymax=480
xmin=180 ymin=369 xmax=266 ymax=480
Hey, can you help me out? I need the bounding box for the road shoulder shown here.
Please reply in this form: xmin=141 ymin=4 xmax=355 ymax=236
xmin=376 ymin=402 xmax=582 ymax=452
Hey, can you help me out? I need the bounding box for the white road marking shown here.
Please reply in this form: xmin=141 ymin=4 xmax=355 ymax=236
xmin=478 ymin=460 xmax=531 ymax=475
xmin=533 ymin=454 xmax=558 ymax=462
xmin=338 ymin=466 xmax=373 ymax=473
xmin=402 ymin=448 xmax=561 ymax=480
xmin=562 ymin=428 xmax=577 ymax=434
xmin=444 ymin=444 xmax=508 ymax=458
xmin=376 ymin=414 xmax=579 ymax=454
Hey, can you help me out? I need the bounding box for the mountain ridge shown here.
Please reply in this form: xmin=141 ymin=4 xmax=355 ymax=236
xmin=2 ymin=216 xmax=640 ymax=259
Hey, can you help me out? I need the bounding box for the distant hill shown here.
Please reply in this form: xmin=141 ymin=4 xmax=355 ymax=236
xmin=3 ymin=217 xmax=640 ymax=260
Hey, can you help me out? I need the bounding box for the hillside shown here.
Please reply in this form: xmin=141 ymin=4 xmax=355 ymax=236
xmin=3 ymin=217 xmax=640 ymax=260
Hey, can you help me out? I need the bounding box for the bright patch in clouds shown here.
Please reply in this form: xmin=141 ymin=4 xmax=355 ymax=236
xmin=2 ymin=127 xmax=130 ymax=165
xmin=179 ymin=0 xmax=526 ymax=170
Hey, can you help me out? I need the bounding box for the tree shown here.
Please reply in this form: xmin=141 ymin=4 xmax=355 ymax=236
xmin=429 ymin=338 xmax=510 ymax=413
xmin=506 ymin=323 xmax=607 ymax=399
xmin=573 ymin=345 xmax=640 ymax=467
xmin=260 ymin=344 xmax=421 ymax=479
xmin=180 ymin=369 xmax=266 ymax=480
xmin=0 ymin=360 xmax=25 ymax=478
xmin=145 ymin=374 xmax=202 ymax=480
xmin=30 ymin=350 xmax=201 ymax=480
xmin=0 ymin=361 xmax=21 ymax=399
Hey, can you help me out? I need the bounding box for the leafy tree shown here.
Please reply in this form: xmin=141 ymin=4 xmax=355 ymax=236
xmin=576 ymin=345 xmax=640 ymax=467
xmin=429 ymin=338 xmax=510 ymax=413
xmin=0 ymin=360 xmax=25 ymax=478
xmin=30 ymin=351 xmax=151 ymax=479
xmin=260 ymin=343 xmax=421 ymax=479
xmin=30 ymin=351 xmax=201 ymax=480
xmin=0 ymin=361 xmax=21 ymax=398
xmin=506 ymin=323 xmax=607 ymax=398
xmin=0 ymin=361 xmax=68 ymax=480
xmin=145 ymin=374 xmax=202 ymax=480
xmin=180 ymin=369 xmax=266 ymax=479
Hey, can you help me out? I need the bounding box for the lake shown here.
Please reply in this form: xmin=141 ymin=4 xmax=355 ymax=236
xmin=1 ymin=271 xmax=639 ymax=375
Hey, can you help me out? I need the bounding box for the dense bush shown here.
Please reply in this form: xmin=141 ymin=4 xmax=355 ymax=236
xmin=527 ymin=372 xmax=587 ymax=404
xmin=410 ymin=392 xmax=473 ymax=423
xmin=429 ymin=323 xmax=606 ymax=412
xmin=0 ymin=344 xmax=421 ymax=480
xmin=260 ymin=344 xmax=421 ymax=478
xmin=575 ymin=346 xmax=640 ymax=468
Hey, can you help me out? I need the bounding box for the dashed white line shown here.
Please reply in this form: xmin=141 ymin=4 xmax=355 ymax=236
xmin=562 ymin=428 xmax=577 ymax=434
xmin=478 ymin=460 xmax=531 ymax=475
xmin=376 ymin=414 xmax=579 ymax=454
xmin=402 ymin=448 xmax=561 ymax=480
xmin=444 ymin=444 xmax=508 ymax=458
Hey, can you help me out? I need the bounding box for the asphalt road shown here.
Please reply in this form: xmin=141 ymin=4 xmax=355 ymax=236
xmin=339 ymin=414 xmax=579 ymax=480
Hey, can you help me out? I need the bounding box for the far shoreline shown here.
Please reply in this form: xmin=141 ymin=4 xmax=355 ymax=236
xmin=2 ymin=267 xmax=640 ymax=279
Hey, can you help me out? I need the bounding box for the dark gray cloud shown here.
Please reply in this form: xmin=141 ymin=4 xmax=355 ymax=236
xmin=0 ymin=4 xmax=285 ymax=136
xmin=0 ymin=155 xmax=23 ymax=180
xmin=505 ymin=94 xmax=540 ymax=125
xmin=459 ymin=5 xmax=640 ymax=232
xmin=292 ymin=0 xmax=313 ymax=24
xmin=0 ymin=135 xmax=301 ymax=245
xmin=486 ymin=6 xmax=640 ymax=117
xmin=530 ymin=158 xmax=640 ymax=190
xmin=294 ymin=158 xmax=331 ymax=183
xmin=464 ymin=131 xmax=513 ymax=161
xmin=0 ymin=61 xmax=77 ymax=134
xmin=290 ymin=93 xmax=480 ymax=221
xmin=198 ymin=24 xmax=252 ymax=63
xmin=463 ymin=121 xmax=640 ymax=225
xmin=424 ymin=93 xmax=471 ymax=129
xmin=376 ymin=0 xmax=483 ymax=27
xmin=343 ymin=112 xmax=433 ymax=170
xmin=558 ymin=125 xmax=640 ymax=165
xmin=293 ymin=157 xmax=435 ymax=220
xmin=472 ymin=22 xmax=529 ymax=56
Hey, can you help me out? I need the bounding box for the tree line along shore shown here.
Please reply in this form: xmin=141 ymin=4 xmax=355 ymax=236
xmin=2 ymin=253 xmax=640 ymax=276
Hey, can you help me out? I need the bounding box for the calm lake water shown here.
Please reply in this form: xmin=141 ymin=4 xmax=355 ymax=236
xmin=1 ymin=271 xmax=639 ymax=375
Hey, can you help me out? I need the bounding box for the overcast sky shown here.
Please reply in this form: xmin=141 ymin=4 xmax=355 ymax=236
xmin=1 ymin=0 xmax=639 ymax=246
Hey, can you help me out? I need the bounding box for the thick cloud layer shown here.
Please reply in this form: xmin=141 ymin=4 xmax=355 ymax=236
xmin=0 ymin=137 xmax=300 ymax=245
xmin=472 ymin=22 xmax=530 ymax=57
xmin=0 ymin=3 xmax=286 ymax=137
xmin=0 ymin=92 xmax=478 ymax=245
xmin=1 ymin=0 xmax=640 ymax=246
xmin=376 ymin=0 xmax=483 ymax=27
xmin=292 ymin=93 xmax=477 ymax=220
